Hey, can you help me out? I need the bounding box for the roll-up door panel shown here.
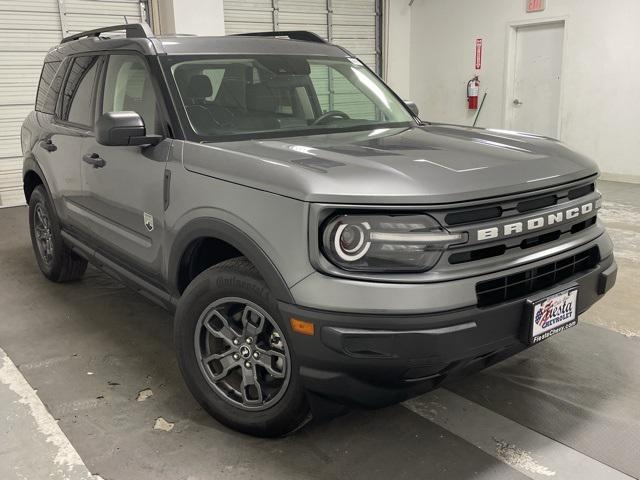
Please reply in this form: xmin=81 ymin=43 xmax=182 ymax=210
xmin=0 ymin=0 xmax=60 ymax=206
xmin=224 ymin=0 xmax=273 ymax=34
xmin=223 ymin=0 xmax=380 ymax=73
xmin=63 ymin=0 xmax=142 ymax=35
xmin=0 ymin=0 xmax=148 ymax=206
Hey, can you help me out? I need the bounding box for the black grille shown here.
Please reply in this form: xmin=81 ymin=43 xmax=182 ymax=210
xmin=517 ymin=195 xmax=557 ymax=213
xmin=448 ymin=215 xmax=597 ymax=265
xmin=445 ymin=206 xmax=502 ymax=226
xmin=442 ymin=182 xmax=595 ymax=227
xmin=568 ymin=183 xmax=595 ymax=200
xmin=476 ymin=247 xmax=599 ymax=307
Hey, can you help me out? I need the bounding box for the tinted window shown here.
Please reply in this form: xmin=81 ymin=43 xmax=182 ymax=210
xmin=61 ymin=56 xmax=99 ymax=126
xmin=35 ymin=61 xmax=62 ymax=114
xmin=102 ymin=55 xmax=159 ymax=135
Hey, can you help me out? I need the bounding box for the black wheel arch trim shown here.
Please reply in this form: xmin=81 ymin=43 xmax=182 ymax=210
xmin=169 ymin=217 xmax=295 ymax=304
xmin=23 ymin=155 xmax=54 ymax=206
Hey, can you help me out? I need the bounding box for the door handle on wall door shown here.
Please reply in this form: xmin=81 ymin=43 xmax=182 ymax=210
xmin=39 ymin=139 xmax=57 ymax=152
xmin=513 ymin=99 xmax=523 ymax=106
xmin=82 ymin=153 xmax=106 ymax=168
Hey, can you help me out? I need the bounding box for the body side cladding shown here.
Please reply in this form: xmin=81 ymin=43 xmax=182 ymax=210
xmin=61 ymin=231 xmax=177 ymax=311
xmin=168 ymin=217 xmax=295 ymax=304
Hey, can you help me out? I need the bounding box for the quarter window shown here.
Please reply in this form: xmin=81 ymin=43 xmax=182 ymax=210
xmin=35 ymin=60 xmax=64 ymax=115
xmin=102 ymin=55 xmax=159 ymax=135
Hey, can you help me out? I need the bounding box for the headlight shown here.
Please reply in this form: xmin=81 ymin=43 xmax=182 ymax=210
xmin=321 ymin=213 xmax=464 ymax=273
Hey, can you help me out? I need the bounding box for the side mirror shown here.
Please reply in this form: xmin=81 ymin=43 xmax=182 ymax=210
xmin=404 ymin=101 xmax=419 ymax=117
xmin=96 ymin=111 xmax=162 ymax=147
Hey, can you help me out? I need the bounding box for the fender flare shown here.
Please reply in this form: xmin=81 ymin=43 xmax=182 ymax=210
xmin=22 ymin=155 xmax=51 ymax=202
xmin=168 ymin=217 xmax=295 ymax=304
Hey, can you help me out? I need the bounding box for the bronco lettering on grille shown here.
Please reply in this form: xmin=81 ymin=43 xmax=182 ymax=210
xmin=476 ymin=202 xmax=594 ymax=242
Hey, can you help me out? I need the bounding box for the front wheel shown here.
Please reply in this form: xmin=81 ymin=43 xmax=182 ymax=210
xmin=174 ymin=257 xmax=310 ymax=437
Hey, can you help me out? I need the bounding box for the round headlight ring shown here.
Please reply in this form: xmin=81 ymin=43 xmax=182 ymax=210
xmin=333 ymin=222 xmax=371 ymax=262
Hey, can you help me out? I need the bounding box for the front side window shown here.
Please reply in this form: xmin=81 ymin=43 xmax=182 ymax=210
xmin=60 ymin=56 xmax=99 ymax=126
xmin=163 ymin=55 xmax=414 ymax=141
xmin=102 ymin=54 xmax=159 ymax=135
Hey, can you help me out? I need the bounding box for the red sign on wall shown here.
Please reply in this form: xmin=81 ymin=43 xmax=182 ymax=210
xmin=527 ymin=0 xmax=546 ymax=13
xmin=475 ymin=39 xmax=482 ymax=70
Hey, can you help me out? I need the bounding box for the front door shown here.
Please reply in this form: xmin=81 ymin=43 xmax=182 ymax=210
xmin=78 ymin=53 xmax=170 ymax=282
xmin=507 ymin=21 xmax=565 ymax=137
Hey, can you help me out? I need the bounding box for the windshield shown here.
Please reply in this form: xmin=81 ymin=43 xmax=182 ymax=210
xmin=163 ymin=55 xmax=415 ymax=141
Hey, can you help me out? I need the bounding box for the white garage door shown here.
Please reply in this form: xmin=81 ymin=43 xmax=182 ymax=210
xmin=223 ymin=0 xmax=381 ymax=73
xmin=0 ymin=0 xmax=147 ymax=207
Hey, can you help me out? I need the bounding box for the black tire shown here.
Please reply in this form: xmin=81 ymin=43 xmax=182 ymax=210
xmin=28 ymin=185 xmax=88 ymax=282
xmin=174 ymin=257 xmax=310 ymax=437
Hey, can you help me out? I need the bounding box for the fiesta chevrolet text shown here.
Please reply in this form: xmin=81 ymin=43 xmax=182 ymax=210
xmin=21 ymin=24 xmax=617 ymax=437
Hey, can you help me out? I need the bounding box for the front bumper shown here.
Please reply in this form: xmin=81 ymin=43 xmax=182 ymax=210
xmin=279 ymin=253 xmax=617 ymax=409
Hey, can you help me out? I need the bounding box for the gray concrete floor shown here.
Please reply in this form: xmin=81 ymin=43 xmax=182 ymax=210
xmin=0 ymin=180 xmax=638 ymax=480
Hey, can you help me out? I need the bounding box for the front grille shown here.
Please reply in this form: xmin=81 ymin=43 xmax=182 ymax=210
xmin=440 ymin=180 xmax=599 ymax=266
xmin=445 ymin=206 xmax=502 ymax=226
xmin=517 ymin=195 xmax=557 ymax=213
xmin=475 ymin=247 xmax=600 ymax=307
xmin=568 ymin=183 xmax=595 ymax=200
xmin=442 ymin=182 xmax=595 ymax=228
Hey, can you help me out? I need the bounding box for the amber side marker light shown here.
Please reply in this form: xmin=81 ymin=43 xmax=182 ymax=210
xmin=290 ymin=318 xmax=315 ymax=336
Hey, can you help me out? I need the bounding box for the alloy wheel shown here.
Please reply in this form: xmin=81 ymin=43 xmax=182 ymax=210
xmin=33 ymin=203 xmax=54 ymax=265
xmin=194 ymin=297 xmax=290 ymax=410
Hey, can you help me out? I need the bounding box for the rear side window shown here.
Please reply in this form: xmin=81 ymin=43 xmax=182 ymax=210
xmin=60 ymin=56 xmax=100 ymax=127
xmin=35 ymin=61 xmax=63 ymax=114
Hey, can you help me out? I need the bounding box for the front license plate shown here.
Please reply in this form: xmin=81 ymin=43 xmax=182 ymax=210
xmin=528 ymin=287 xmax=579 ymax=344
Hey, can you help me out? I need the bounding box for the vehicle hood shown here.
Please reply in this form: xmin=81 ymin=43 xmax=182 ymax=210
xmin=182 ymin=124 xmax=599 ymax=204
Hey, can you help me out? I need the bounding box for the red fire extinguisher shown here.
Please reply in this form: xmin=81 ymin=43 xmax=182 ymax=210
xmin=467 ymin=76 xmax=480 ymax=110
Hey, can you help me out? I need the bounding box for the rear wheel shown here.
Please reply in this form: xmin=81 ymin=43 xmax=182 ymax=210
xmin=28 ymin=185 xmax=87 ymax=282
xmin=174 ymin=257 xmax=310 ymax=437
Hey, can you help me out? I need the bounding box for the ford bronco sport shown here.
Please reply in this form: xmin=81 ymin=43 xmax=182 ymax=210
xmin=22 ymin=23 xmax=617 ymax=437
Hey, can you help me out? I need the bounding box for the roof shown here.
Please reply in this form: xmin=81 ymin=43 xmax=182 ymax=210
xmin=44 ymin=23 xmax=351 ymax=61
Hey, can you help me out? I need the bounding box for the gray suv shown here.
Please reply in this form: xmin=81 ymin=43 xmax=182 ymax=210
xmin=22 ymin=23 xmax=617 ymax=437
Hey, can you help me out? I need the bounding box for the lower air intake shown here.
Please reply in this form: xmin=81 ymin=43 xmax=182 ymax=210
xmin=476 ymin=247 xmax=600 ymax=307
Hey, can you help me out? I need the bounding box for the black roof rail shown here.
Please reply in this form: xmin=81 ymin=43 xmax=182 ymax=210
xmin=232 ymin=30 xmax=326 ymax=44
xmin=61 ymin=23 xmax=154 ymax=44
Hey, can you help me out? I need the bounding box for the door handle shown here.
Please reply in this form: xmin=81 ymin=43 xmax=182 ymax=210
xmin=82 ymin=153 xmax=106 ymax=168
xmin=513 ymin=99 xmax=523 ymax=106
xmin=39 ymin=139 xmax=57 ymax=152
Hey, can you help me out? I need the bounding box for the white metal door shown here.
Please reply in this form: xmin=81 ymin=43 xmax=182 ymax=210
xmin=0 ymin=0 xmax=146 ymax=207
xmin=0 ymin=0 xmax=62 ymax=207
xmin=61 ymin=0 xmax=144 ymax=36
xmin=507 ymin=21 xmax=564 ymax=138
xmin=223 ymin=0 xmax=381 ymax=73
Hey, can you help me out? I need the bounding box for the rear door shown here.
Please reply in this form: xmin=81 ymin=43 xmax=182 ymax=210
xmin=77 ymin=53 xmax=170 ymax=282
xmin=41 ymin=55 xmax=100 ymax=228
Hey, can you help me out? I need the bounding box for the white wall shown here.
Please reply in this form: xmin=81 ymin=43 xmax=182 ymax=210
xmin=384 ymin=0 xmax=412 ymax=99
xmin=405 ymin=0 xmax=640 ymax=180
xmin=154 ymin=0 xmax=225 ymax=36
